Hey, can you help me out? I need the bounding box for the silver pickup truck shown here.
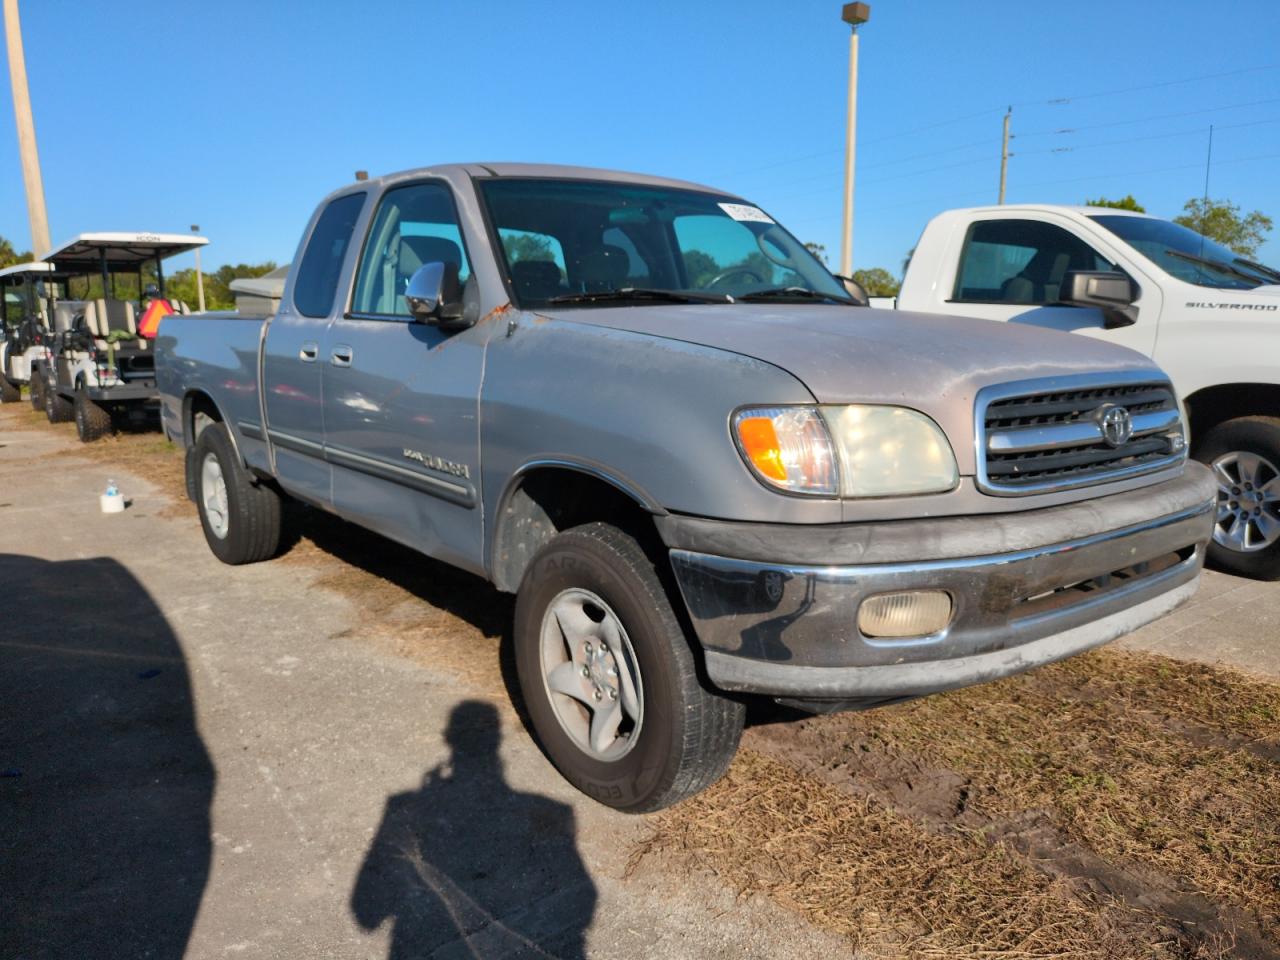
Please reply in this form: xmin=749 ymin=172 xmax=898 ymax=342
xmin=156 ymin=163 xmax=1216 ymax=811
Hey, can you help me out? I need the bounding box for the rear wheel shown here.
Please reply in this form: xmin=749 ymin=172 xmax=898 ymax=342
xmin=74 ymin=388 xmax=114 ymax=442
xmin=193 ymin=422 xmax=282 ymax=564
xmin=514 ymin=522 xmax=745 ymax=812
xmin=0 ymin=377 xmax=19 ymax=403
xmin=44 ymin=381 xmax=73 ymax=423
xmin=1194 ymin=416 xmax=1280 ymax=581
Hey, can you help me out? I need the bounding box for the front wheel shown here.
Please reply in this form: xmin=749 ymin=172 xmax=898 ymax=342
xmin=514 ymin=522 xmax=744 ymax=812
xmin=193 ymin=422 xmax=282 ymax=565
xmin=1195 ymin=416 xmax=1280 ymax=581
xmin=0 ymin=377 xmax=19 ymax=403
xmin=29 ymin=371 xmax=45 ymax=412
xmin=44 ymin=382 xmax=73 ymax=423
xmin=74 ymin=389 xmax=113 ymax=442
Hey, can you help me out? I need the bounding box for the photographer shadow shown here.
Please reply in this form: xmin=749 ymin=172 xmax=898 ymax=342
xmin=352 ymin=700 xmax=596 ymax=960
xmin=0 ymin=553 xmax=213 ymax=959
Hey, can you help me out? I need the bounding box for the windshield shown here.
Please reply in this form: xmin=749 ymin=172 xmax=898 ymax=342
xmin=477 ymin=178 xmax=849 ymax=308
xmin=1089 ymin=214 xmax=1279 ymax=290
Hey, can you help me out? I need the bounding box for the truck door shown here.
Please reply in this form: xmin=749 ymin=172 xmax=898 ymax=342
xmin=944 ymin=217 xmax=1159 ymax=357
xmin=262 ymin=191 xmax=367 ymax=507
xmin=321 ymin=179 xmax=489 ymax=575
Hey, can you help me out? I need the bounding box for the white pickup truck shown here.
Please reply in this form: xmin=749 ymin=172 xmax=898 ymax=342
xmin=880 ymin=205 xmax=1280 ymax=579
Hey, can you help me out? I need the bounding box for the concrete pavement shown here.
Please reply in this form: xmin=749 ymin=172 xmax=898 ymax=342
xmin=0 ymin=416 xmax=848 ymax=959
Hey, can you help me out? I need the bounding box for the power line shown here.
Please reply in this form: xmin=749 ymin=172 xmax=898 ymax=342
xmin=1011 ymin=62 xmax=1280 ymax=108
xmin=1016 ymin=96 xmax=1280 ymax=138
xmin=714 ymin=63 xmax=1280 ymax=183
xmin=1017 ymin=116 xmax=1280 ymax=156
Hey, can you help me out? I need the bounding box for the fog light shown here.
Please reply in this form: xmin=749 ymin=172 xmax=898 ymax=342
xmin=858 ymin=590 xmax=953 ymax=638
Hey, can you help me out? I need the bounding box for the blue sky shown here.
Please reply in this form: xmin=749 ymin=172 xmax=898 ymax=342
xmin=2 ymin=0 xmax=1278 ymax=277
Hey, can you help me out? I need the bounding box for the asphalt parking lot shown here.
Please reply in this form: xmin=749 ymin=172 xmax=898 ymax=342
xmin=2 ymin=406 xmax=1278 ymax=960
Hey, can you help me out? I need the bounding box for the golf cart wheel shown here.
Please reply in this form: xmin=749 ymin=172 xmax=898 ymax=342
xmin=1195 ymin=416 xmax=1280 ymax=581
xmin=193 ymin=422 xmax=282 ymax=565
xmin=44 ymin=383 xmax=73 ymax=423
xmin=0 ymin=377 xmax=19 ymax=403
xmin=514 ymin=522 xmax=745 ymax=812
xmin=29 ymin=371 xmax=44 ymax=412
xmin=74 ymin=389 xmax=113 ymax=442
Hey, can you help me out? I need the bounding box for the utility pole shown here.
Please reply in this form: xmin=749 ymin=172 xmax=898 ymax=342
xmin=191 ymin=224 xmax=206 ymax=312
xmin=839 ymin=3 xmax=870 ymax=278
xmin=3 ymin=0 xmax=50 ymax=257
xmin=997 ymin=107 xmax=1011 ymax=205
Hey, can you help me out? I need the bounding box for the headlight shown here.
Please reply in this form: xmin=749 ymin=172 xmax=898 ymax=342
xmin=734 ymin=405 xmax=958 ymax=498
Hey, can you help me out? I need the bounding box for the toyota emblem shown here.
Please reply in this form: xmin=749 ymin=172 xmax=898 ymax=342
xmin=1095 ymin=403 xmax=1134 ymax=447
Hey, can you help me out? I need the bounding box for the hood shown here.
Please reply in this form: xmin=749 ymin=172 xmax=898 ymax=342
xmin=538 ymin=303 xmax=1166 ymax=473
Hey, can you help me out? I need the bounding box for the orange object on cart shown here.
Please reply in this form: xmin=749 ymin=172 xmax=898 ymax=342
xmin=137 ymin=298 xmax=174 ymax=338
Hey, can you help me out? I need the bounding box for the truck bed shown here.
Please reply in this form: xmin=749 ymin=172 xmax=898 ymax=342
xmin=155 ymin=312 xmax=268 ymax=449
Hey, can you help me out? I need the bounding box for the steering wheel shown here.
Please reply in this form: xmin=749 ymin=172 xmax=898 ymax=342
xmin=703 ymin=266 xmax=765 ymax=290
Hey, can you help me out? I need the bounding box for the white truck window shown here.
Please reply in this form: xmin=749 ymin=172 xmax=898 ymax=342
xmin=953 ymin=220 xmax=1115 ymax=305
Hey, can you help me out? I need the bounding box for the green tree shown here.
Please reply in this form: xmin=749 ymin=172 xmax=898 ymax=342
xmin=165 ymin=261 xmax=279 ymax=310
xmin=1173 ymin=198 xmax=1273 ymax=257
xmin=501 ymin=231 xmax=556 ymax=264
xmin=804 ymin=241 xmax=828 ymax=266
xmin=1084 ymin=194 xmax=1146 ymax=212
xmin=682 ymin=249 xmax=719 ymax=287
xmin=0 ymin=235 xmax=33 ymax=269
xmin=851 ymin=267 xmax=900 ymax=298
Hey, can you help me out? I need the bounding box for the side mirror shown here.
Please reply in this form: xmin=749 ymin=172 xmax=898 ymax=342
xmin=1058 ymin=270 xmax=1138 ymax=329
xmin=404 ymin=261 xmax=468 ymax=328
xmin=834 ymin=274 xmax=870 ymax=306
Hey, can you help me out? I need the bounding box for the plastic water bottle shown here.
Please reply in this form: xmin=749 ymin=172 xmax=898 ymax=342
xmin=101 ymin=479 xmax=125 ymax=514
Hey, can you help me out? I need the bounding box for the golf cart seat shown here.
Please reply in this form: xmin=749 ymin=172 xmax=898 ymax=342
xmin=52 ymin=302 xmax=81 ymax=335
xmin=85 ymin=299 xmax=146 ymax=351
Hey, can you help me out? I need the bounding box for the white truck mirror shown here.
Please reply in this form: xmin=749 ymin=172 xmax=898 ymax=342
xmin=1059 ymin=270 xmax=1138 ymax=329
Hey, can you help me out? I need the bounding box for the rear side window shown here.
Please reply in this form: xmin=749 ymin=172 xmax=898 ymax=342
xmin=293 ymin=192 xmax=366 ymax=317
xmin=952 ymin=219 xmax=1115 ymax=305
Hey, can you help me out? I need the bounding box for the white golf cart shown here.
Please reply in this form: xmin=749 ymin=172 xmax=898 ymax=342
xmin=33 ymin=232 xmax=207 ymax=441
xmin=1 ymin=261 xmax=58 ymax=406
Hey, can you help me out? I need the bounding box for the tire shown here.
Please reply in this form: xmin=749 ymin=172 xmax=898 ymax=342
xmin=0 ymin=377 xmax=19 ymax=403
xmin=193 ymin=422 xmax=282 ymax=565
xmin=514 ymin=522 xmax=745 ymax=812
xmin=29 ymin=371 xmax=44 ymax=412
xmin=74 ymin=388 xmax=114 ymax=442
xmin=44 ymin=381 xmax=73 ymax=423
xmin=1194 ymin=416 xmax=1280 ymax=580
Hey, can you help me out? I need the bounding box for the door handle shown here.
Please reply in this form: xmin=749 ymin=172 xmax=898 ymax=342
xmin=330 ymin=344 xmax=354 ymax=368
xmin=299 ymin=341 xmax=319 ymax=363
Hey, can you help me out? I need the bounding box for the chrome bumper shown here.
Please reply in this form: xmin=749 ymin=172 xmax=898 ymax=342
xmin=667 ymin=465 xmax=1215 ymax=700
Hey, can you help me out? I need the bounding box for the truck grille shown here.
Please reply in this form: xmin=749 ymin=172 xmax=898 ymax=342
xmin=977 ymin=375 xmax=1186 ymax=496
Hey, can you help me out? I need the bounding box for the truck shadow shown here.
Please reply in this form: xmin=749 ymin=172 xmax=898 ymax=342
xmin=351 ymin=700 xmax=597 ymax=959
xmin=0 ymin=553 xmax=214 ymax=959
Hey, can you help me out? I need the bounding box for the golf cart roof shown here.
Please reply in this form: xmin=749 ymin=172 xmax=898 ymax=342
xmin=43 ymin=232 xmax=209 ymax=273
xmin=0 ymin=261 xmax=54 ymax=280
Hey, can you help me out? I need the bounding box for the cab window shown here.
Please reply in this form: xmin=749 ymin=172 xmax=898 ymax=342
xmin=352 ymin=182 xmax=471 ymax=317
xmin=293 ymin=192 xmax=366 ymax=318
xmin=952 ymin=219 xmax=1116 ymax=304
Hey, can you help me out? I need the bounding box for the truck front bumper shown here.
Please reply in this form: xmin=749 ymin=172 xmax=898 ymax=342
xmin=660 ymin=465 xmax=1216 ymax=702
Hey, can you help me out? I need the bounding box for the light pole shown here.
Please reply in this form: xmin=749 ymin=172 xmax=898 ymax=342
xmin=3 ymin=0 xmax=50 ymax=257
xmin=191 ymin=224 xmax=205 ymax=312
xmin=839 ymin=3 xmax=869 ymax=278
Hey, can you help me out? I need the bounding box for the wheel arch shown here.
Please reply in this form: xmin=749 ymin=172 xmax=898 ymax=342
xmin=1184 ymin=382 xmax=1280 ymax=443
xmin=490 ymin=461 xmax=666 ymax=593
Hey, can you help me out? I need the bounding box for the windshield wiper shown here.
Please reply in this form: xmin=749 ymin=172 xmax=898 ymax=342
xmin=734 ymin=286 xmax=856 ymax=305
xmin=543 ymin=287 xmax=732 ymax=306
xmin=1234 ymin=256 xmax=1280 ymax=285
xmin=1163 ymin=248 xmax=1263 ymax=286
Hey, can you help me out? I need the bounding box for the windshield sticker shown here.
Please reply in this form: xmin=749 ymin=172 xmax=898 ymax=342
xmin=718 ymin=203 xmax=774 ymax=224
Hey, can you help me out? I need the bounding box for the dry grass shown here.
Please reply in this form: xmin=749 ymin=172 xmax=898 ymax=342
xmin=837 ymin=650 xmax=1280 ymax=937
xmin=634 ymin=750 xmax=1218 ymax=959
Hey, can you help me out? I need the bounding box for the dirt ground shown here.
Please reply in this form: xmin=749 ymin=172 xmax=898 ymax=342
xmin=3 ymin=403 xmax=1278 ymax=959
